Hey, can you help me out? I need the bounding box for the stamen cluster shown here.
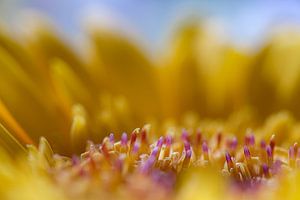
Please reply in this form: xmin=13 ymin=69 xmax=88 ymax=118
xmin=50 ymin=125 xmax=300 ymax=199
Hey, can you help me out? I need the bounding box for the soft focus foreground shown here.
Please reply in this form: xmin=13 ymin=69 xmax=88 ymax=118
xmin=2 ymin=21 xmax=300 ymax=199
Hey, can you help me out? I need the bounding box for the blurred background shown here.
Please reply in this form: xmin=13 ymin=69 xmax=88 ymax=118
xmin=2 ymin=0 xmax=300 ymax=152
xmin=2 ymin=0 xmax=300 ymax=51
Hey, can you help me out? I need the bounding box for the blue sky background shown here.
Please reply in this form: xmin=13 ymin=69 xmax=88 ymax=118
xmin=1 ymin=0 xmax=300 ymax=50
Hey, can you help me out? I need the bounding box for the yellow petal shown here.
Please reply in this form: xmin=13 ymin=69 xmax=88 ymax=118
xmin=70 ymin=104 xmax=88 ymax=152
xmin=0 ymin=123 xmax=26 ymax=155
xmin=90 ymin=30 xmax=160 ymax=120
xmin=0 ymin=99 xmax=33 ymax=145
xmin=38 ymin=137 xmax=54 ymax=167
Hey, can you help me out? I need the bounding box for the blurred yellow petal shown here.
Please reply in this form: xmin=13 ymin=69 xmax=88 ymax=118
xmin=0 ymin=123 xmax=26 ymax=155
xmin=70 ymin=104 xmax=88 ymax=152
xmin=0 ymin=99 xmax=33 ymax=145
xmin=90 ymin=30 xmax=161 ymax=120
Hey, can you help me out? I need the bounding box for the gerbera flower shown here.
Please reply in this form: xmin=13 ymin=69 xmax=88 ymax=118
xmin=1 ymin=20 xmax=300 ymax=200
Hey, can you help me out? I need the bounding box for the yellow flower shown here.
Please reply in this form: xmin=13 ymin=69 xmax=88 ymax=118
xmin=1 ymin=21 xmax=300 ymax=199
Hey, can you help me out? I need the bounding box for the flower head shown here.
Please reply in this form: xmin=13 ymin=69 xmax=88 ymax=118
xmin=1 ymin=20 xmax=300 ymax=200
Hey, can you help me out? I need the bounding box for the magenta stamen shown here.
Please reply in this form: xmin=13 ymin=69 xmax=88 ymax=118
xmin=151 ymin=146 xmax=159 ymax=157
xmin=245 ymin=134 xmax=255 ymax=146
xmin=121 ymin=132 xmax=128 ymax=146
xmin=272 ymin=160 xmax=282 ymax=174
xmin=202 ymin=141 xmax=208 ymax=153
xmin=266 ymin=146 xmax=273 ymax=158
xmin=132 ymin=142 xmax=140 ymax=154
xmin=72 ymin=155 xmax=80 ymax=166
xmin=184 ymin=141 xmax=191 ymax=151
xmin=148 ymin=156 xmax=156 ymax=165
xmin=186 ymin=149 xmax=192 ymax=158
xmin=260 ymin=140 xmax=266 ymax=149
xmin=227 ymin=137 xmax=238 ymax=150
xmin=181 ymin=129 xmax=189 ymax=142
xmin=109 ymin=133 xmax=114 ymax=143
xmin=244 ymin=146 xmax=251 ymax=159
xmin=262 ymin=163 xmax=269 ymax=176
xmin=249 ymin=134 xmax=255 ymax=146
xmin=165 ymin=135 xmax=172 ymax=146
xmin=225 ymin=152 xmax=234 ymax=169
xmin=140 ymin=156 xmax=156 ymax=174
xmin=157 ymin=136 xmax=164 ymax=148
xmin=130 ymin=131 xmax=137 ymax=146
xmin=231 ymin=137 xmax=238 ymax=149
xmin=225 ymin=152 xmax=232 ymax=163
